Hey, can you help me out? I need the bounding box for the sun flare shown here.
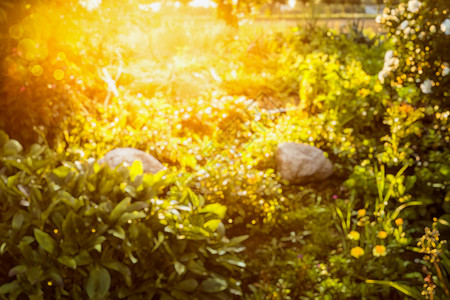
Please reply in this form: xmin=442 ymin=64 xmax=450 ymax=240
xmin=1 ymin=0 xmax=449 ymax=298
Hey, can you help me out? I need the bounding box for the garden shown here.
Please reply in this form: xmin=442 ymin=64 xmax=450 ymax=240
xmin=0 ymin=0 xmax=449 ymax=299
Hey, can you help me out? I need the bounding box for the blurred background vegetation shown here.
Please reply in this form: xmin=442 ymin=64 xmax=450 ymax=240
xmin=0 ymin=0 xmax=449 ymax=299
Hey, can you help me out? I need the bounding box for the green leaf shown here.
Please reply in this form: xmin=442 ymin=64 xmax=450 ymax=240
xmin=365 ymin=279 xmax=421 ymax=298
xmin=108 ymin=225 xmax=125 ymax=240
xmin=390 ymin=201 xmax=423 ymax=221
xmin=49 ymin=272 xmax=64 ymax=288
xmin=188 ymin=189 xmax=199 ymax=207
xmin=187 ymin=260 xmax=207 ymax=276
xmin=86 ymin=265 xmax=111 ymax=299
xmin=175 ymin=278 xmax=198 ymax=292
xmin=0 ymin=281 xmax=19 ymax=295
xmin=110 ymin=197 xmax=131 ymax=223
xmin=440 ymin=165 xmax=450 ymax=177
xmin=170 ymin=290 xmax=191 ymax=300
xmin=26 ymin=265 xmax=43 ymax=284
xmin=53 ymin=166 xmax=72 ymax=178
xmin=34 ymin=228 xmax=56 ymax=254
xmin=8 ymin=265 xmax=27 ymax=277
xmin=129 ymin=160 xmax=143 ymax=182
xmin=3 ymin=139 xmax=23 ymax=155
xmin=174 ymin=261 xmax=186 ymax=276
xmin=229 ymin=235 xmax=249 ymax=245
xmin=57 ymin=256 xmax=77 ymax=269
xmin=126 ymin=201 xmax=149 ymax=212
xmin=103 ymin=261 xmax=132 ymax=287
xmin=18 ymin=240 xmax=34 ymax=260
xmin=199 ymin=278 xmax=228 ymax=293
xmin=75 ymin=250 xmax=92 ymax=266
xmin=12 ymin=212 xmax=25 ymax=230
xmin=216 ymin=256 xmax=246 ymax=268
xmin=405 ymin=175 xmax=417 ymax=191
xmin=160 ymin=292 xmax=175 ymax=300
xmin=117 ymin=211 xmax=146 ymax=225
xmin=200 ymin=204 xmax=227 ymax=219
xmin=204 ymin=219 xmax=221 ymax=231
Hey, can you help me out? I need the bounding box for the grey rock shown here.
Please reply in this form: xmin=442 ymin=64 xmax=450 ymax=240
xmin=276 ymin=142 xmax=333 ymax=184
xmin=98 ymin=147 xmax=164 ymax=174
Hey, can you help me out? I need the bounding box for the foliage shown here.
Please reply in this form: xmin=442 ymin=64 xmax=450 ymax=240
xmin=0 ymin=136 xmax=246 ymax=299
xmin=378 ymin=0 xmax=449 ymax=102
xmin=1 ymin=1 xmax=450 ymax=299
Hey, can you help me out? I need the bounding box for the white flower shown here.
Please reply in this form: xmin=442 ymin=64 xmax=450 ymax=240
xmin=418 ymin=32 xmax=426 ymax=40
xmin=378 ymin=50 xmax=399 ymax=83
xmin=392 ymin=58 xmax=399 ymax=69
xmin=375 ymin=15 xmax=382 ymax=24
xmin=441 ymin=19 xmax=450 ymax=35
xmin=420 ymin=79 xmax=433 ymax=94
xmin=430 ymin=25 xmax=436 ymax=33
xmin=384 ymin=50 xmax=393 ymax=62
xmin=391 ymin=16 xmax=400 ymax=23
xmin=378 ymin=70 xmax=388 ymax=83
xmin=399 ymin=20 xmax=409 ymax=30
xmin=443 ymin=63 xmax=450 ymax=77
xmin=407 ymin=0 xmax=421 ymax=13
xmin=79 ymin=0 xmax=102 ymax=11
xmin=383 ymin=51 xmax=399 ymax=70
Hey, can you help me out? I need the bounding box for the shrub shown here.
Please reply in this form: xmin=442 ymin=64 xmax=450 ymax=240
xmin=378 ymin=0 xmax=449 ymax=102
xmin=0 ymin=137 xmax=246 ymax=299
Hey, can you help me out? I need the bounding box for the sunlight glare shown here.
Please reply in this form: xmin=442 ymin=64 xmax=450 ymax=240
xmin=145 ymin=2 xmax=162 ymax=13
xmin=189 ymin=0 xmax=217 ymax=9
xmin=79 ymin=0 xmax=102 ymax=11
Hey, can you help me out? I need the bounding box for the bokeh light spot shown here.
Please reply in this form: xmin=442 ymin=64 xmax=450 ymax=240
xmin=31 ymin=64 xmax=43 ymax=77
xmin=17 ymin=39 xmax=37 ymax=61
xmin=54 ymin=69 xmax=65 ymax=80
xmin=9 ymin=25 xmax=24 ymax=40
xmin=3 ymin=57 xmax=17 ymax=76
xmin=21 ymin=14 xmax=52 ymax=42
xmin=57 ymin=52 xmax=66 ymax=60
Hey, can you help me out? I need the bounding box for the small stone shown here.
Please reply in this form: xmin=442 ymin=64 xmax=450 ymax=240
xmin=276 ymin=142 xmax=333 ymax=184
xmin=98 ymin=148 xmax=164 ymax=174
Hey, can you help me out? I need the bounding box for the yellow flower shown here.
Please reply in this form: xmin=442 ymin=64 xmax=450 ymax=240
xmin=348 ymin=231 xmax=360 ymax=241
xmin=395 ymin=218 xmax=404 ymax=226
xmin=373 ymin=245 xmax=387 ymax=257
xmin=351 ymin=246 xmax=365 ymax=258
xmin=357 ymin=209 xmax=366 ymax=217
xmin=377 ymin=231 xmax=388 ymax=239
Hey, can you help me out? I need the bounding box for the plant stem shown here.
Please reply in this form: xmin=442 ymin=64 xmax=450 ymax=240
xmin=433 ymin=261 xmax=450 ymax=297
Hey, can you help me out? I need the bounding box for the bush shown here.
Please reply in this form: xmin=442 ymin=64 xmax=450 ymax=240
xmin=0 ymin=137 xmax=246 ymax=299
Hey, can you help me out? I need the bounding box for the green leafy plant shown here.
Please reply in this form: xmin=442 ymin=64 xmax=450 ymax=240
xmin=0 ymin=138 xmax=246 ymax=299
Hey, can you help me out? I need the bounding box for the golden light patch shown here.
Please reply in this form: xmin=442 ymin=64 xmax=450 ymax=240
xmin=31 ymin=64 xmax=43 ymax=76
xmin=54 ymin=69 xmax=65 ymax=80
xmin=21 ymin=14 xmax=52 ymax=42
xmin=57 ymin=52 xmax=66 ymax=60
xmin=9 ymin=24 xmax=24 ymax=40
xmin=3 ymin=57 xmax=17 ymax=76
xmin=17 ymin=39 xmax=37 ymax=61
